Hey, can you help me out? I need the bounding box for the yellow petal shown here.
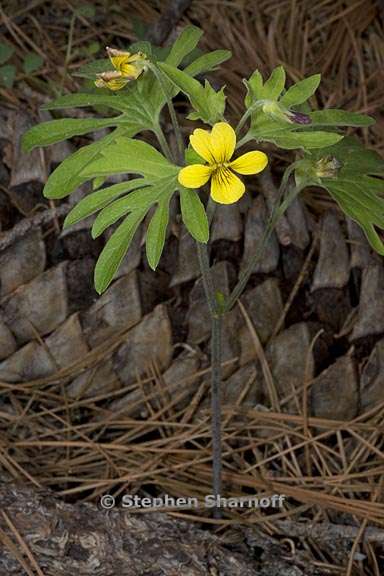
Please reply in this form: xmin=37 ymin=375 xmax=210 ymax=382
xmin=230 ymin=151 xmax=268 ymax=175
xmin=178 ymin=164 xmax=212 ymax=189
xmin=120 ymin=63 xmax=141 ymax=79
xmin=106 ymin=47 xmax=131 ymax=72
xmin=190 ymin=129 xmax=216 ymax=163
xmin=189 ymin=122 xmax=236 ymax=165
xmin=210 ymin=168 xmax=245 ymax=204
xmin=210 ymin=122 xmax=236 ymax=163
xmin=127 ymin=52 xmax=144 ymax=62
xmin=95 ymin=71 xmax=129 ymax=91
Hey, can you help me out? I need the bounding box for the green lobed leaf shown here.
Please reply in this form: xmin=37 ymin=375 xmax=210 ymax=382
xmin=307 ymin=137 xmax=384 ymax=176
xmin=63 ymin=177 xmax=152 ymax=228
xmin=309 ymin=109 xmax=375 ymax=127
xmin=325 ymin=179 xmax=384 ymax=228
xmin=325 ymin=180 xmax=384 ymax=255
xmin=43 ymin=127 xmax=127 ymax=199
xmin=92 ymin=176 xmax=106 ymax=190
xmin=94 ymin=210 xmax=145 ymax=294
xmin=187 ymin=82 xmax=226 ymax=123
xmin=91 ymin=188 xmax=152 ymax=238
xmin=179 ymin=187 xmax=209 ymax=243
xmin=139 ymin=49 xmax=230 ymax=128
xmin=140 ymin=26 xmax=203 ymax=111
xmin=146 ymin=195 xmax=172 ymax=270
xmin=68 ymin=70 xmax=165 ymax=137
xmin=183 ymin=49 xmax=232 ymax=77
xmin=337 ymin=175 xmax=384 ymax=205
xmin=262 ymin=66 xmax=286 ymax=100
xmin=248 ymin=114 xmax=296 ymax=137
xmin=244 ymin=70 xmax=264 ymax=106
xmin=82 ymin=137 xmax=179 ymax=180
xmin=263 ymin=130 xmax=344 ymax=150
xmin=158 ymin=62 xmax=225 ymax=124
xmin=36 ymin=43 xmax=226 ymax=198
xmin=44 ymin=143 xmax=101 ymax=199
xmin=46 ymin=46 xmax=230 ymax=145
xmin=41 ymin=92 xmax=134 ymax=113
xmin=280 ymin=74 xmax=321 ymax=107
xmin=298 ymin=137 xmax=384 ymax=255
xmin=179 ymin=46 xmax=202 ymax=68
xmin=244 ymin=66 xmax=285 ymax=106
xmin=22 ymin=117 xmax=121 ymax=151
xmin=363 ymin=225 xmax=384 ymax=255
xmin=165 ymin=25 xmax=203 ymax=67
xmin=91 ymin=177 xmax=176 ymax=238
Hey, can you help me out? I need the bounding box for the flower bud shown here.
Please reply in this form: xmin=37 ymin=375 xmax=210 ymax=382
xmin=315 ymin=156 xmax=342 ymax=178
xmin=261 ymin=100 xmax=311 ymax=125
xmin=286 ymin=110 xmax=312 ymax=125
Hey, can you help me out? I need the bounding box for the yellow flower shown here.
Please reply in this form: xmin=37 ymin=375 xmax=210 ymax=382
xmin=178 ymin=122 xmax=268 ymax=204
xmin=95 ymin=47 xmax=148 ymax=91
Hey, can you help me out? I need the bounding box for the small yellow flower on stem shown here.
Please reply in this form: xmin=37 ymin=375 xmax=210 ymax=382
xmin=178 ymin=122 xmax=268 ymax=204
xmin=95 ymin=47 xmax=148 ymax=91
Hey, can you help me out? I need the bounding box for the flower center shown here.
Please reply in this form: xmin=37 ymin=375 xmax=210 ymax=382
xmin=211 ymin=161 xmax=230 ymax=172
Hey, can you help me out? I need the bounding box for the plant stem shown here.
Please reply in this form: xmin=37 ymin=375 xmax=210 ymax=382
xmin=210 ymin=314 xmax=222 ymax=517
xmin=206 ymin=196 xmax=217 ymax=227
xmin=224 ymin=208 xmax=279 ymax=312
xmin=235 ymin=107 xmax=253 ymax=136
xmin=196 ymin=240 xmax=223 ymax=517
xmin=154 ymin=123 xmax=173 ymax=162
xmin=195 ymin=176 xmax=303 ymax=516
xmin=196 ymin=241 xmax=217 ymax=316
xmin=166 ymin=96 xmax=184 ymax=164
xmin=149 ymin=63 xmax=184 ymax=164
xmin=235 ymin=101 xmax=263 ymax=137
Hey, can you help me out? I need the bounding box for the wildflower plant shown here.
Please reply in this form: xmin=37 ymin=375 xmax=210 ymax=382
xmin=23 ymin=25 xmax=384 ymax=514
